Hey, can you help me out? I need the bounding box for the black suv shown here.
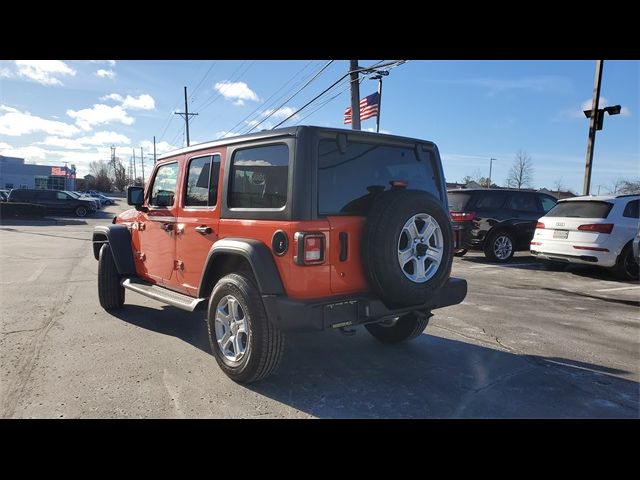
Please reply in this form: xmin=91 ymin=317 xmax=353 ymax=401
xmin=448 ymin=188 xmax=557 ymax=262
xmin=8 ymin=188 xmax=97 ymax=217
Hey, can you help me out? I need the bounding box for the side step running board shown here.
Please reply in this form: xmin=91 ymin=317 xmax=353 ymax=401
xmin=121 ymin=277 xmax=207 ymax=312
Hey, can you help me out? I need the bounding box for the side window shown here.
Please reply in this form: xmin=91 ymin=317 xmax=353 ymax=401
xmin=56 ymin=192 xmax=69 ymax=200
xmin=37 ymin=191 xmax=56 ymax=201
xmin=507 ymin=193 xmax=538 ymax=212
xmin=623 ymin=199 xmax=639 ymax=219
xmin=540 ymin=195 xmax=557 ymax=213
xmin=149 ymin=163 xmax=179 ymax=207
xmin=185 ymin=155 xmax=221 ymax=207
xmin=473 ymin=192 xmax=506 ymax=209
xmin=229 ymin=144 xmax=289 ymax=208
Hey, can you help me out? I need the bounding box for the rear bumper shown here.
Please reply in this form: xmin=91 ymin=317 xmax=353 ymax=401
xmin=262 ymin=277 xmax=467 ymax=332
xmin=530 ymin=239 xmax=617 ymax=267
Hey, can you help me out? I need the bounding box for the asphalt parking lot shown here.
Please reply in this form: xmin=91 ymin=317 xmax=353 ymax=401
xmin=1 ymin=203 xmax=638 ymax=418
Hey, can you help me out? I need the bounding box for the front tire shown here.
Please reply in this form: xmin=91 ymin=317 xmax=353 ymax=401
xmin=98 ymin=244 xmax=125 ymax=310
xmin=612 ymin=244 xmax=639 ymax=281
xmin=365 ymin=312 xmax=431 ymax=344
xmin=484 ymin=230 xmax=515 ymax=262
xmin=207 ymin=273 xmax=284 ymax=383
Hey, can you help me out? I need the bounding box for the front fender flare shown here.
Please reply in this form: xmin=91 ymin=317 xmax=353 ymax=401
xmin=92 ymin=225 xmax=136 ymax=275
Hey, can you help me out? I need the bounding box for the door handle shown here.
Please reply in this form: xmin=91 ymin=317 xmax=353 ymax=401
xmin=161 ymin=223 xmax=173 ymax=232
xmin=195 ymin=226 xmax=212 ymax=235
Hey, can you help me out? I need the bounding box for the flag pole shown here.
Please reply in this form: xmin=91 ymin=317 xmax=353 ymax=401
xmin=376 ymin=76 xmax=383 ymax=133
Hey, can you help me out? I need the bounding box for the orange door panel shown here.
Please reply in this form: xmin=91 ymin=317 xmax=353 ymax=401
xmin=326 ymin=216 xmax=369 ymax=294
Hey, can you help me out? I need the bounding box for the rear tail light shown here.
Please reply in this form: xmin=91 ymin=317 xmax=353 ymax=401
xmin=536 ymin=222 xmax=545 ymax=229
xmin=450 ymin=211 xmax=476 ymax=221
xmin=530 ymin=241 xmax=542 ymax=245
xmin=294 ymin=232 xmax=325 ymax=265
xmin=577 ymin=223 xmax=614 ymax=234
xmin=573 ymin=245 xmax=609 ymax=252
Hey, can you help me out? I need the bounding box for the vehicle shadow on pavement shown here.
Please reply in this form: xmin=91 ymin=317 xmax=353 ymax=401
xmin=109 ymin=305 xmax=211 ymax=354
xmin=246 ymin=330 xmax=639 ymax=419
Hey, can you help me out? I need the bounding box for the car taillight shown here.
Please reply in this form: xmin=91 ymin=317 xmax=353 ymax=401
xmin=577 ymin=223 xmax=614 ymax=234
xmin=536 ymin=222 xmax=545 ymax=229
xmin=450 ymin=211 xmax=476 ymax=221
xmin=294 ymin=232 xmax=325 ymax=265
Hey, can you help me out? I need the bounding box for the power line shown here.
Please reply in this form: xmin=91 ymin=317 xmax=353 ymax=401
xmin=270 ymin=61 xmax=402 ymax=130
xmin=189 ymin=61 xmax=218 ymax=102
xmin=245 ymin=60 xmax=335 ymax=134
xmin=221 ymin=60 xmax=317 ymax=137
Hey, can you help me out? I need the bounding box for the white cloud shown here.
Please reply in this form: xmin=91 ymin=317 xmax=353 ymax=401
xmin=214 ymin=81 xmax=259 ymax=106
xmin=0 ymin=141 xmax=12 ymax=149
xmin=89 ymin=60 xmax=116 ymax=66
xmin=40 ymin=131 xmax=131 ymax=150
xmin=98 ymin=93 xmax=155 ymax=110
xmin=14 ymin=60 xmax=76 ymax=86
xmin=101 ymin=93 xmax=124 ymax=102
xmin=139 ymin=140 xmax=178 ymax=155
xmin=215 ymin=131 xmax=243 ymax=139
xmin=0 ymin=144 xmax=49 ymax=160
xmin=261 ymin=106 xmax=297 ymax=120
xmin=67 ymin=104 xmax=134 ymax=130
xmin=96 ymin=69 xmax=116 ymax=79
xmin=364 ymin=127 xmax=391 ymax=134
xmin=0 ymin=108 xmax=80 ymax=137
xmin=121 ymin=94 xmax=155 ymax=110
xmin=620 ymin=106 xmax=631 ymax=117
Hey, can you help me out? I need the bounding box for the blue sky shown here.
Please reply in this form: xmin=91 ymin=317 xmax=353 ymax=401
xmin=1 ymin=59 xmax=637 ymax=193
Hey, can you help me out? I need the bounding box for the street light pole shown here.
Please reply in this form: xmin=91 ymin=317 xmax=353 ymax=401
xmin=582 ymin=60 xmax=604 ymax=196
xmin=489 ymin=158 xmax=496 ymax=187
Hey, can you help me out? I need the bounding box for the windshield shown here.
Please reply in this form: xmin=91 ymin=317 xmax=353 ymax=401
xmin=317 ymin=139 xmax=439 ymax=215
xmin=65 ymin=191 xmax=79 ymax=198
xmin=546 ymin=200 xmax=613 ymax=219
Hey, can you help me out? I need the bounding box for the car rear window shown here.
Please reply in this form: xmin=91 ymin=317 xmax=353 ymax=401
xmin=546 ymin=200 xmax=613 ymax=219
xmin=318 ymin=139 xmax=439 ymax=216
xmin=447 ymin=192 xmax=472 ymax=211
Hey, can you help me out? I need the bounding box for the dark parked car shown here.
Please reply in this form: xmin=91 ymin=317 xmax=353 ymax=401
xmin=448 ymin=188 xmax=557 ymax=262
xmin=7 ymin=188 xmax=97 ymax=217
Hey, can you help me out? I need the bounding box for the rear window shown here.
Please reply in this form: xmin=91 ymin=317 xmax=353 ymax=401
xmin=318 ymin=139 xmax=439 ymax=215
xmin=474 ymin=191 xmax=508 ymax=209
xmin=546 ymin=200 xmax=613 ymax=219
xmin=447 ymin=192 xmax=472 ymax=211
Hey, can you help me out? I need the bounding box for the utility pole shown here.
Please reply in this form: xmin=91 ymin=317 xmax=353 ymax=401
xmin=349 ymin=60 xmax=361 ymax=130
xmin=153 ymin=135 xmax=157 ymax=164
xmin=582 ymin=60 xmax=604 ymax=196
xmin=175 ymin=86 xmax=198 ymax=146
xmin=132 ymin=148 xmax=137 ymax=184
xmin=140 ymin=147 xmax=145 ymax=185
xmin=489 ymin=158 xmax=496 ymax=187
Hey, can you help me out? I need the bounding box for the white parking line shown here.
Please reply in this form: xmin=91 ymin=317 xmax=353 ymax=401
xmin=595 ymin=285 xmax=640 ymax=292
xmin=468 ymin=263 xmax=542 ymax=269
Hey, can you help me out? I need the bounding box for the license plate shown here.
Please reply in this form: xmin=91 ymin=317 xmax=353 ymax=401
xmin=553 ymin=229 xmax=569 ymax=239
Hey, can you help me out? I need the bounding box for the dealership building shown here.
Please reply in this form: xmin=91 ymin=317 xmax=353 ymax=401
xmin=0 ymin=156 xmax=76 ymax=191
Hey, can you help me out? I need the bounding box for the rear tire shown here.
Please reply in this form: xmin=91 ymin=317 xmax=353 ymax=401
xmin=98 ymin=244 xmax=125 ymax=310
xmin=207 ymin=273 xmax=284 ymax=383
xmin=484 ymin=230 xmax=515 ymax=263
xmin=365 ymin=312 xmax=432 ymax=344
xmin=612 ymin=243 xmax=639 ymax=281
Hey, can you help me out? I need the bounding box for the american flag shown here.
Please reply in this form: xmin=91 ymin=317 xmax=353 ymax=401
xmin=344 ymin=92 xmax=380 ymax=124
xmin=51 ymin=166 xmax=66 ymax=176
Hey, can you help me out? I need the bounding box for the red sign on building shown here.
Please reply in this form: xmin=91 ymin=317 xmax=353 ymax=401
xmin=51 ymin=166 xmax=66 ymax=176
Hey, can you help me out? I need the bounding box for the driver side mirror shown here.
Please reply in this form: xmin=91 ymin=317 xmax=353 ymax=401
xmin=127 ymin=186 xmax=146 ymax=211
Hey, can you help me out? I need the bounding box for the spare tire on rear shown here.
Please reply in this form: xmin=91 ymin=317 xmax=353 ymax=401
xmin=362 ymin=188 xmax=453 ymax=307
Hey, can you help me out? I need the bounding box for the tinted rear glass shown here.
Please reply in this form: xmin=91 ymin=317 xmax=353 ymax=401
xmin=546 ymin=200 xmax=613 ymax=219
xmin=318 ymin=140 xmax=439 ymax=215
xmin=474 ymin=191 xmax=508 ymax=209
xmin=447 ymin=192 xmax=472 ymax=210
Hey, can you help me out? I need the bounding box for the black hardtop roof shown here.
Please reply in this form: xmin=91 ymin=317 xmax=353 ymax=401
xmin=157 ymin=125 xmax=436 ymax=161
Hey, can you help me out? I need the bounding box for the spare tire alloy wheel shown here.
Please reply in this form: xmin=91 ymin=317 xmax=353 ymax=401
xmin=398 ymin=214 xmax=444 ymax=283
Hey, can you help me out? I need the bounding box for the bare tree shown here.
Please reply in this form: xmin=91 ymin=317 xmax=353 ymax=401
xmin=608 ymin=178 xmax=640 ymax=195
xmin=506 ymin=150 xmax=534 ymax=189
xmin=88 ymin=160 xmax=113 ymax=192
xmin=113 ymin=159 xmax=128 ymax=192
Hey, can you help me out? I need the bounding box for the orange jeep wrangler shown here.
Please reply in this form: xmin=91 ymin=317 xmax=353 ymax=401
xmin=93 ymin=126 xmax=467 ymax=382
